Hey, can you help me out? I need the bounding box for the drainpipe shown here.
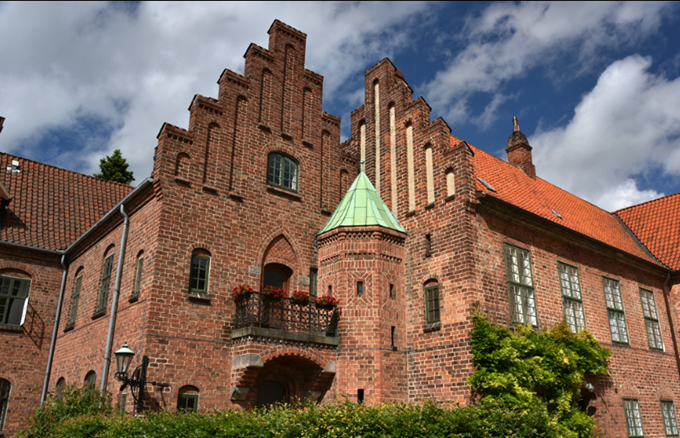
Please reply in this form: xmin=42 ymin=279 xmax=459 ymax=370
xmin=40 ymin=255 xmax=68 ymax=405
xmin=100 ymin=204 xmax=129 ymax=397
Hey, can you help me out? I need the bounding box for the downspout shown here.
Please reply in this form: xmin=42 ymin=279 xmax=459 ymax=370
xmin=662 ymin=271 xmax=680 ymax=384
xmin=100 ymin=204 xmax=129 ymax=397
xmin=40 ymin=255 xmax=68 ymax=405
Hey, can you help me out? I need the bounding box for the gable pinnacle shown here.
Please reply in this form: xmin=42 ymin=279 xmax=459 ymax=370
xmin=513 ymin=116 xmax=520 ymax=132
xmin=360 ymin=159 xmax=365 ymax=173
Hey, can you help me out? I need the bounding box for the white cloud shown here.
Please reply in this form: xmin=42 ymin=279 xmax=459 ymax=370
xmin=531 ymin=55 xmax=680 ymax=211
xmin=423 ymin=1 xmax=671 ymax=127
xmin=0 ymin=1 xmax=433 ymax=180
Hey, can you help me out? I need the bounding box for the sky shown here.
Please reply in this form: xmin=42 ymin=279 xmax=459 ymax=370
xmin=1 ymin=1 xmax=679 ymax=211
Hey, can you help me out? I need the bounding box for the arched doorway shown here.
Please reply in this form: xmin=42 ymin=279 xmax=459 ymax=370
xmin=262 ymin=263 xmax=292 ymax=292
xmin=256 ymin=381 xmax=287 ymax=408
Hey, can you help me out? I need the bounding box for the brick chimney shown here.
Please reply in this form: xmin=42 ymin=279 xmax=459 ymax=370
xmin=506 ymin=116 xmax=535 ymax=179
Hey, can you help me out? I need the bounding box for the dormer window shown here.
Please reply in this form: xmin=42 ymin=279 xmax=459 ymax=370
xmin=267 ymin=153 xmax=298 ymax=192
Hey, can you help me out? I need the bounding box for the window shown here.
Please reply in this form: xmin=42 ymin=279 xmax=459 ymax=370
xmin=603 ymin=277 xmax=629 ymax=343
xmin=425 ymin=234 xmax=432 ymax=254
xmin=504 ymin=245 xmax=537 ymax=326
xmin=357 ymin=281 xmax=363 ymax=296
xmin=189 ymin=252 xmax=210 ymax=294
xmin=267 ymin=153 xmax=298 ymax=191
xmin=662 ymin=400 xmax=679 ymax=436
xmin=425 ymin=282 xmax=440 ymax=324
xmin=389 ymin=283 xmax=395 ymax=299
xmin=97 ymin=254 xmax=114 ymax=313
xmin=640 ymin=288 xmax=663 ymax=350
xmin=55 ymin=377 xmax=66 ymax=400
xmin=558 ymin=263 xmax=585 ymax=332
xmin=309 ymin=268 xmax=317 ymax=297
xmin=177 ymin=386 xmax=199 ymax=412
xmin=133 ymin=254 xmax=144 ymax=297
xmin=262 ymin=263 xmax=291 ymax=293
xmin=624 ymin=399 xmax=644 ymax=437
xmin=0 ymin=378 xmax=9 ymax=432
xmin=0 ymin=276 xmax=30 ymax=326
xmin=84 ymin=371 xmax=96 ymax=389
xmin=67 ymin=274 xmax=83 ymax=328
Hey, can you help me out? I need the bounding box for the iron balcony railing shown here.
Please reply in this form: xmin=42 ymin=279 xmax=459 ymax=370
xmin=233 ymin=292 xmax=339 ymax=337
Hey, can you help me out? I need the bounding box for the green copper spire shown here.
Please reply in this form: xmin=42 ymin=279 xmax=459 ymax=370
xmin=317 ymin=163 xmax=406 ymax=235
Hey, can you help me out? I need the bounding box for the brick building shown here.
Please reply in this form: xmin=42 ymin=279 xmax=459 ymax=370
xmin=1 ymin=19 xmax=680 ymax=437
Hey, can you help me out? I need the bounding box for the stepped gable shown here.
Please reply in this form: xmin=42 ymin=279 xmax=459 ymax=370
xmin=615 ymin=192 xmax=680 ymax=270
xmin=318 ymin=169 xmax=406 ymax=235
xmin=0 ymin=152 xmax=133 ymax=251
xmin=469 ymin=140 xmax=657 ymax=264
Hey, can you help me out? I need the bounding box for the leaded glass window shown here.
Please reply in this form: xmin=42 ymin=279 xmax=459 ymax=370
xmin=425 ymin=283 xmax=440 ymax=324
xmin=97 ymin=254 xmax=114 ymax=313
xmin=504 ymin=245 xmax=537 ymax=326
xmin=661 ymin=400 xmax=679 ymax=436
xmin=267 ymin=153 xmax=298 ymax=191
xmin=559 ymin=263 xmax=585 ymax=332
xmin=67 ymin=275 xmax=83 ymax=328
xmin=640 ymin=288 xmax=663 ymax=350
xmin=189 ymin=254 xmax=210 ymax=294
xmin=0 ymin=276 xmax=30 ymax=326
xmin=603 ymin=277 xmax=629 ymax=343
xmin=134 ymin=256 xmax=144 ymax=296
xmin=624 ymin=399 xmax=644 ymax=437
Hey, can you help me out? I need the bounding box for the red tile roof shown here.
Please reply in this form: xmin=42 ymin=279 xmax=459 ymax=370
xmin=615 ymin=193 xmax=680 ymax=270
xmin=467 ymin=140 xmax=657 ymax=265
xmin=0 ymin=153 xmax=133 ymax=251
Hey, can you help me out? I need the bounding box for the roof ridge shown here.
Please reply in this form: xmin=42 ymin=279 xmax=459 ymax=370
xmin=0 ymin=151 xmax=136 ymax=189
xmin=614 ymin=190 xmax=679 ymax=214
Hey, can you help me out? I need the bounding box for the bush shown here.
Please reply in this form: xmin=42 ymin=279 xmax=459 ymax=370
xmin=19 ymin=384 xmax=113 ymax=438
xmin=468 ymin=311 xmax=611 ymax=438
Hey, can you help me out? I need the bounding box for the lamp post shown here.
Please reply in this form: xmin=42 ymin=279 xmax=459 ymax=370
xmin=113 ymin=343 xmax=149 ymax=413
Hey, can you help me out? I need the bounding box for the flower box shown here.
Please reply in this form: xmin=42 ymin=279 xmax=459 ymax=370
xmin=290 ymin=290 xmax=311 ymax=306
xmin=315 ymin=295 xmax=339 ymax=310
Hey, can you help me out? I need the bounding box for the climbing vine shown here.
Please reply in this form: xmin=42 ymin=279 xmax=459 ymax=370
xmin=468 ymin=311 xmax=611 ymax=437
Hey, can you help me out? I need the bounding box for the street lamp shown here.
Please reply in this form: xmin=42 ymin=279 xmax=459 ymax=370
xmin=114 ymin=343 xmax=149 ymax=413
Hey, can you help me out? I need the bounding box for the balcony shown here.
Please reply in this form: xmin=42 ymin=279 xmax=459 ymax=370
xmin=231 ymin=292 xmax=339 ymax=346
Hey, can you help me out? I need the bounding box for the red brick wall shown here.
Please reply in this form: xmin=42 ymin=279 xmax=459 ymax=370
xmin=0 ymin=248 xmax=62 ymax=437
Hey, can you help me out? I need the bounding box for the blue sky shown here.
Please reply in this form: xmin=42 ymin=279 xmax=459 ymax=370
xmin=0 ymin=1 xmax=679 ymax=211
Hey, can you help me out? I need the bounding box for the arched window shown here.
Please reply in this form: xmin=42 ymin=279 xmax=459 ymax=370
xmin=0 ymin=378 xmax=9 ymax=432
xmin=189 ymin=249 xmax=211 ymax=294
xmin=133 ymin=251 xmax=145 ymax=298
xmin=256 ymin=381 xmax=287 ymax=408
xmin=96 ymin=246 xmax=115 ymax=314
xmin=177 ymin=385 xmax=199 ymax=412
xmin=66 ymin=269 xmax=83 ymax=329
xmin=424 ymin=280 xmax=440 ymax=324
xmin=84 ymin=371 xmax=96 ymax=389
xmin=55 ymin=377 xmax=66 ymax=400
xmin=267 ymin=153 xmax=298 ymax=192
xmin=0 ymin=274 xmax=31 ymax=326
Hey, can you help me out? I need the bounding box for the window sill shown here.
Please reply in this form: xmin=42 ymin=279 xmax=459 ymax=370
xmin=91 ymin=309 xmax=106 ymax=320
xmin=128 ymin=293 xmax=140 ymax=303
xmin=281 ymin=133 xmax=293 ymax=142
xmin=63 ymin=323 xmax=74 ymax=332
xmin=445 ymin=194 xmax=456 ymax=202
xmin=202 ymin=185 xmax=218 ymax=195
xmin=175 ymin=177 xmax=190 ymax=186
xmin=0 ymin=323 xmax=23 ymax=333
xmin=302 ymin=140 xmax=313 ymax=149
xmin=188 ymin=292 xmax=211 ymax=304
xmin=405 ymin=210 xmax=416 ymax=218
xmin=425 ymin=202 xmax=435 ymax=210
xmin=258 ymin=124 xmax=271 ymax=133
xmin=267 ymin=186 xmax=302 ymax=202
xmin=423 ymin=322 xmax=441 ymax=333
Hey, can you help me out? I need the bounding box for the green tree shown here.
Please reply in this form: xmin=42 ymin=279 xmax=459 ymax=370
xmin=93 ymin=149 xmax=134 ymax=185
